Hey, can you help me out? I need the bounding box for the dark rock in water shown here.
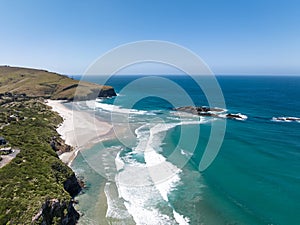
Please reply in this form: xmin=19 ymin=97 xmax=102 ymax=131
xmin=226 ymin=113 xmax=242 ymax=119
xmin=198 ymin=112 xmax=214 ymax=117
xmin=225 ymin=113 xmax=247 ymax=120
xmin=63 ymin=174 xmax=82 ymax=198
xmin=273 ymin=116 xmax=300 ymax=122
xmin=174 ymin=106 xmax=198 ymax=115
xmin=286 ymin=117 xmax=300 ymax=121
xmin=175 ymin=106 xmax=224 ymax=115
xmin=175 ymin=106 xmax=247 ymax=121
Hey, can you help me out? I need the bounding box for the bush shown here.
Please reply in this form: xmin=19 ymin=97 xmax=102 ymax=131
xmin=0 ymin=99 xmax=73 ymax=224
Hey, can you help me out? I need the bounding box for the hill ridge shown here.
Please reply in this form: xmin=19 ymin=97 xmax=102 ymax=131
xmin=0 ymin=66 xmax=116 ymax=100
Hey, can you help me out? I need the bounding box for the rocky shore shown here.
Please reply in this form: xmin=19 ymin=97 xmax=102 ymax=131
xmin=32 ymin=174 xmax=83 ymax=225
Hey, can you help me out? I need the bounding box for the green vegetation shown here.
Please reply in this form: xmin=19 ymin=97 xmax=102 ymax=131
xmin=0 ymin=98 xmax=74 ymax=224
xmin=0 ymin=66 xmax=115 ymax=101
xmin=0 ymin=66 xmax=114 ymax=224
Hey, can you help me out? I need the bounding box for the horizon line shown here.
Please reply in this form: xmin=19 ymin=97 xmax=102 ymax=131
xmin=2 ymin=65 xmax=300 ymax=77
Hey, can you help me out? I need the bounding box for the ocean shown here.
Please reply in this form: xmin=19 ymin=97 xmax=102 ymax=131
xmin=70 ymin=75 xmax=300 ymax=225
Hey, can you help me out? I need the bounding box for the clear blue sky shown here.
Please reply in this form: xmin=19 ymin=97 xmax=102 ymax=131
xmin=0 ymin=0 xmax=299 ymax=75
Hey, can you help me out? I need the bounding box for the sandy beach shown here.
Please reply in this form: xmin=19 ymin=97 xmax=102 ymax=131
xmin=46 ymin=100 xmax=113 ymax=165
xmin=46 ymin=100 xmax=118 ymax=224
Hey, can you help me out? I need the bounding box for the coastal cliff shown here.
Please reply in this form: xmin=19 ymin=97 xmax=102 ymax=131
xmin=0 ymin=67 xmax=116 ymax=224
xmin=32 ymin=199 xmax=80 ymax=225
xmin=0 ymin=97 xmax=82 ymax=224
xmin=31 ymin=174 xmax=82 ymax=225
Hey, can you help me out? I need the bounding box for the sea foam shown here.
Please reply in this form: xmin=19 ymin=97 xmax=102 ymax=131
xmin=96 ymin=102 xmax=148 ymax=115
xmin=113 ymin=119 xmax=209 ymax=224
xmin=272 ymin=116 xmax=300 ymax=123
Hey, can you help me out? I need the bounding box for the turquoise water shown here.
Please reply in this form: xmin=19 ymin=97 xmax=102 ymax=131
xmin=72 ymin=75 xmax=300 ymax=225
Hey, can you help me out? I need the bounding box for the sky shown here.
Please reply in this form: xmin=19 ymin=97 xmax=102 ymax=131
xmin=0 ymin=0 xmax=300 ymax=75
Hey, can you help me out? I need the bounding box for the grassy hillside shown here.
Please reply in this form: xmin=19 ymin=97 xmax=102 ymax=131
xmin=0 ymin=66 xmax=115 ymax=100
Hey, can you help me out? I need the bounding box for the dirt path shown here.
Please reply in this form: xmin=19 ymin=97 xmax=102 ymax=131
xmin=0 ymin=149 xmax=20 ymax=168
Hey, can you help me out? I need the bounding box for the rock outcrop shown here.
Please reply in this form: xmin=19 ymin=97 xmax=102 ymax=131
xmin=226 ymin=113 xmax=244 ymax=120
xmin=98 ymin=87 xmax=117 ymax=98
xmin=63 ymin=174 xmax=82 ymax=198
xmin=174 ymin=106 xmax=248 ymax=121
xmin=175 ymin=106 xmax=225 ymax=116
xmin=31 ymin=174 xmax=82 ymax=224
xmin=50 ymin=136 xmax=72 ymax=155
xmin=32 ymin=199 xmax=80 ymax=225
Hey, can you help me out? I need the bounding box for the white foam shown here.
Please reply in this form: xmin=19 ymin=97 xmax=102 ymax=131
xmin=114 ymin=122 xmax=183 ymax=224
xmin=170 ymin=111 xmax=201 ymax=118
xmin=85 ymin=100 xmax=97 ymax=109
xmin=272 ymin=116 xmax=300 ymax=123
xmin=133 ymin=124 xmax=151 ymax=153
xmin=173 ymin=210 xmax=190 ymax=225
xmin=220 ymin=113 xmax=248 ymax=121
xmin=104 ymin=182 xmax=132 ymax=220
xmin=140 ymin=123 xmax=185 ymax=215
xmin=116 ymin=167 xmax=176 ymax=225
xmin=154 ymin=169 xmax=181 ymax=202
xmin=180 ymin=149 xmax=193 ymax=157
xmin=95 ymin=102 xmax=148 ymax=115
xmin=234 ymin=113 xmax=248 ymax=121
xmin=123 ymin=200 xmax=175 ymax=225
xmin=95 ymin=97 xmax=103 ymax=102
xmin=115 ymin=151 xmax=125 ymax=172
xmin=113 ymin=117 xmax=207 ymax=224
xmin=104 ymin=182 xmax=120 ymax=219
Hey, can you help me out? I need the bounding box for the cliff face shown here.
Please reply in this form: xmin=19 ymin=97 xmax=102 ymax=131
xmin=72 ymin=86 xmax=116 ymax=101
xmin=63 ymin=174 xmax=82 ymax=198
xmin=32 ymin=174 xmax=82 ymax=225
xmin=30 ymin=109 xmax=83 ymax=225
xmin=32 ymin=199 xmax=80 ymax=225
xmin=98 ymin=88 xmax=117 ymax=98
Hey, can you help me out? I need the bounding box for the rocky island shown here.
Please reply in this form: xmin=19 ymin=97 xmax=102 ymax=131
xmin=175 ymin=106 xmax=248 ymax=121
xmin=0 ymin=66 xmax=117 ymax=224
xmin=175 ymin=106 xmax=225 ymax=116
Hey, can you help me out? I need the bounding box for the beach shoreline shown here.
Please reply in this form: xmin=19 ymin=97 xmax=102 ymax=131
xmin=46 ymin=100 xmax=117 ymax=224
xmin=46 ymin=100 xmax=114 ymax=166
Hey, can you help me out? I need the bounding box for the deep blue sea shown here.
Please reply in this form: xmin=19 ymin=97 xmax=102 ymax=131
xmin=71 ymin=75 xmax=300 ymax=225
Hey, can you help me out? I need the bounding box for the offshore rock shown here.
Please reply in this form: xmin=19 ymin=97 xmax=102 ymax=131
xmin=175 ymin=106 xmax=225 ymax=115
